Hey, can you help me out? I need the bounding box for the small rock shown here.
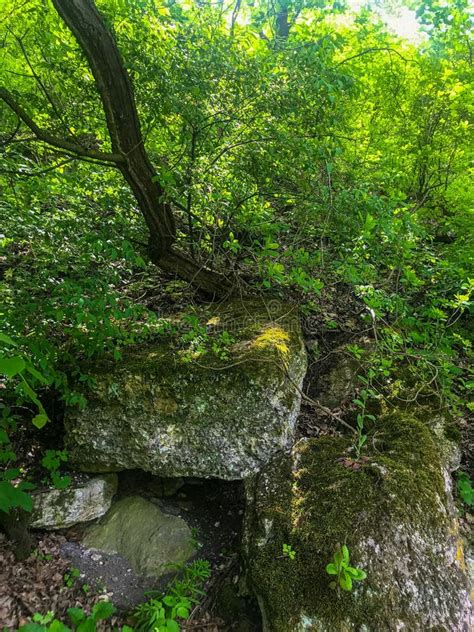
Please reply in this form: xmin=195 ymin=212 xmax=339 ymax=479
xmin=30 ymin=474 xmax=117 ymax=530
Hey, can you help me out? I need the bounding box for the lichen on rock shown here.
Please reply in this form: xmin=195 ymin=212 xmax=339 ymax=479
xmin=30 ymin=474 xmax=117 ymax=530
xmin=64 ymin=300 xmax=307 ymax=479
xmin=243 ymin=412 xmax=472 ymax=631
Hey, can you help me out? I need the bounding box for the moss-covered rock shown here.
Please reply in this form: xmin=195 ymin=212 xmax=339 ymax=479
xmin=65 ymin=300 xmax=306 ymax=479
xmin=83 ymin=496 xmax=194 ymax=578
xmin=244 ymin=412 xmax=472 ymax=631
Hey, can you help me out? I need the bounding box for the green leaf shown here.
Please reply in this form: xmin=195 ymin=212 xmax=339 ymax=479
xmin=0 ymin=355 xmax=25 ymax=378
xmin=325 ymin=563 xmax=338 ymax=575
xmin=52 ymin=473 xmax=71 ymax=490
xmin=19 ymin=379 xmax=43 ymax=409
xmin=3 ymin=468 xmax=20 ymax=481
xmin=339 ymin=570 xmax=353 ymax=591
xmin=48 ymin=622 xmax=72 ymax=632
xmin=0 ymin=332 xmax=17 ymax=347
xmin=0 ymin=480 xmax=33 ymax=513
xmin=26 ymin=364 xmax=50 ymax=385
xmin=176 ymin=605 xmax=190 ymax=618
xmin=67 ymin=608 xmax=86 ymax=625
xmin=32 ymin=413 xmax=48 ymax=429
xmin=19 ymin=481 xmax=36 ymax=491
xmin=341 ymin=545 xmax=350 ymax=564
xmin=91 ymin=600 xmax=116 ymax=621
xmin=76 ymin=619 xmax=95 ymax=632
xmin=346 ymin=566 xmax=367 ymax=580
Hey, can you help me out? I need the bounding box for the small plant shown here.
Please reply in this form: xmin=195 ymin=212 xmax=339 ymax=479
xmin=456 ymin=471 xmax=474 ymax=509
xmin=346 ymin=344 xmax=364 ymax=360
xmin=63 ymin=566 xmax=81 ymax=588
xmin=41 ymin=450 xmax=71 ymax=490
xmin=211 ymin=331 xmax=235 ymax=360
xmin=326 ymin=544 xmax=366 ymax=592
xmin=67 ymin=602 xmax=116 ymax=630
xmin=18 ymin=601 xmax=117 ymax=631
xmin=135 ymin=594 xmax=191 ymax=632
xmin=282 ymin=543 xmax=296 ymax=560
xmin=0 ymin=407 xmax=36 ymax=516
xmin=134 ymin=560 xmax=210 ymax=632
xmin=189 ymin=526 xmax=202 ymax=551
xmin=32 ymin=549 xmax=53 ymax=562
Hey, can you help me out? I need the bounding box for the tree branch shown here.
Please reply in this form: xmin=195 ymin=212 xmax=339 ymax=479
xmin=0 ymin=158 xmax=74 ymax=177
xmin=10 ymin=29 xmax=73 ymax=137
xmin=334 ymin=47 xmax=410 ymax=68
xmin=0 ymin=87 xmax=124 ymax=164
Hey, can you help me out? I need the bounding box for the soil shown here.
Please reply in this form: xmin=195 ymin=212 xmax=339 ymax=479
xmin=0 ymin=532 xmax=124 ymax=631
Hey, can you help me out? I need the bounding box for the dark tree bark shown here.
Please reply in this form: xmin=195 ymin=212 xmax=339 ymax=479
xmin=51 ymin=0 xmax=176 ymax=258
xmin=275 ymin=2 xmax=291 ymax=39
xmin=1 ymin=0 xmax=231 ymax=295
xmin=0 ymin=509 xmax=33 ymax=561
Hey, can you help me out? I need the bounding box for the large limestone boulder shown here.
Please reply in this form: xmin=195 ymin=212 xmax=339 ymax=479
xmin=65 ymin=300 xmax=307 ymax=479
xmin=244 ymin=412 xmax=472 ymax=631
xmin=30 ymin=474 xmax=117 ymax=530
xmin=83 ymin=496 xmax=194 ymax=577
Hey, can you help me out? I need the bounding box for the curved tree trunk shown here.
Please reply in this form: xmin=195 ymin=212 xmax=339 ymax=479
xmin=51 ymin=0 xmax=231 ymax=295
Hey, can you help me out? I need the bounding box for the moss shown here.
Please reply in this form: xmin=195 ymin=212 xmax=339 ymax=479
xmin=245 ymin=412 xmax=449 ymax=630
xmin=251 ymin=326 xmax=290 ymax=358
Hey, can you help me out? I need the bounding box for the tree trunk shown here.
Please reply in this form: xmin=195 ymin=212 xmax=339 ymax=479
xmin=0 ymin=509 xmax=33 ymax=561
xmin=276 ymin=5 xmax=290 ymax=39
xmin=52 ymin=0 xmax=232 ymax=295
xmin=52 ymin=0 xmax=175 ymax=256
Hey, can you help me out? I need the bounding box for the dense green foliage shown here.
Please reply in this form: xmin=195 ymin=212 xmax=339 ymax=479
xmin=0 ymin=0 xmax=472 ymax=521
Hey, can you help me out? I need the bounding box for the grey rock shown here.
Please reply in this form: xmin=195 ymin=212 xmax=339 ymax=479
xmin=83 ymin=496 xmax=194 ymax=578
xmin=31 ymin=474 xmax=117 ymax=530
xmin=244 ymin=412 xmax=472 ymax=631
xmin=64 ymin=300 xmax=307 ymax=479
xmin=316 ymin=350 xmax=361 ymax=409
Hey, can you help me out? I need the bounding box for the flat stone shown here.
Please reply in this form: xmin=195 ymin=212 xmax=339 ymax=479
xmin=83 ymin=496 xmax=194 ymax=578
xmin=64 ymin=300 xmax=307 ymax=479
xmin=30 ymin=474 xmax=117 ymax=530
